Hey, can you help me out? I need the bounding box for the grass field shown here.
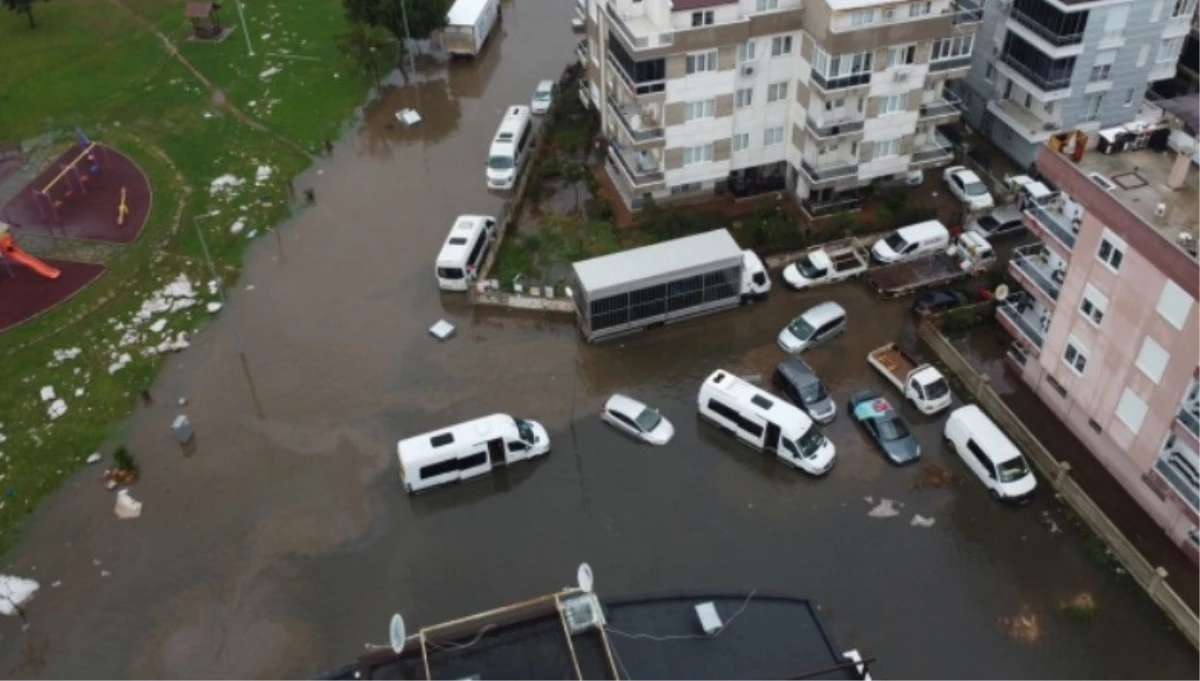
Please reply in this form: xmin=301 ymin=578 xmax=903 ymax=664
xmin=0 ymin=0 xmax=375 ymax=555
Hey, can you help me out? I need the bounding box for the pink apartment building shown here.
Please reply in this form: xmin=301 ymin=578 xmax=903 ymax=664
xmin=996 ymin=138 xmax=1200 ymax=562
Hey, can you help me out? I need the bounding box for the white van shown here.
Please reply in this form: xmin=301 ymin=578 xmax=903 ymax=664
xmin=870 ymin=220 xmax=950 ymax=264
xmin=436 ymin=215 xmax=498 ymax=291
xmin=943 ymin=405 xmax=1037 ymax=503
xmin=697 ymin=369 xmax=836 ymax=476
xmin=398 ymin=414 xmax=550 ymax=493
xmin=486 ymin=106 xmax=534 ymax=191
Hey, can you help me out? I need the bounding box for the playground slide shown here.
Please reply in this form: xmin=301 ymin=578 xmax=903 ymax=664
xmin=5 ymin=247 xmax=60 ymax=280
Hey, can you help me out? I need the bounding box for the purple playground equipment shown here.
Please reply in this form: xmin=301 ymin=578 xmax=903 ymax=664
xmin=30 ymin=129 xmax=111 ymax=225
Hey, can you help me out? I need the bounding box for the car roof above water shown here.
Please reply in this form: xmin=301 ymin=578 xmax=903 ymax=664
xmin=776 ymin=358 xmax=820 ymax=387
xmin=605 ymin=393 xmax=647 ymax=416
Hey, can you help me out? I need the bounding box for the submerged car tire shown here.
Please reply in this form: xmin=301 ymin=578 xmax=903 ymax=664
xmin=989 ymin=488 xmax=1001 ymax=501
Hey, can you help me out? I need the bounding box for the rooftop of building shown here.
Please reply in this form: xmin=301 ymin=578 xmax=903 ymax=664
xmin=320 ymin=590 xmax=869 ymax=681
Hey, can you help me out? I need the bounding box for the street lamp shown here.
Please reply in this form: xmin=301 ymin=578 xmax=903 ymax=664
xmin=192 ymin=211 xmax=245 ymax=357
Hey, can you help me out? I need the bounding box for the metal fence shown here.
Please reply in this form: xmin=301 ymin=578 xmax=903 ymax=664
xmin=917 ymin=321 xmax=1200 ymax=649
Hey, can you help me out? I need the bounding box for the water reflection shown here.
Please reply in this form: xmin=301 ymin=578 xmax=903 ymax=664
xmin=358 ymin=78 xmax=462 ymax=158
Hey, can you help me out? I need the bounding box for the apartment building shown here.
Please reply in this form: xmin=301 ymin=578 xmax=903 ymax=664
xmin=996 ymin=139 xmax=1199 ymax=561
xmin=953 ymin=0 xmax=1197 ymax=170
xmin=574 ymin=0 xmax=981 ymax=214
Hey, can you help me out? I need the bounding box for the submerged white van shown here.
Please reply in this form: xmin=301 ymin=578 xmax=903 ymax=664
xmin=398 ymin=414 xmax=550 ymax=493
xmin=697 ymin=369 xmax=836 ymax=476
xmin=943 ymin=405 xmax=1037 ymax=503
xmin=870 ymin=220 xmax=951 ymax=264
xmin=486 ymin=105 xmax=534 ymax=191
xmin=435 ymin=214 xmax=498 ymax=291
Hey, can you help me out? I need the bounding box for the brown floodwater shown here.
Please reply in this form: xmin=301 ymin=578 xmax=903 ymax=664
xmin=0 ymin=2 xmax=1195 ymax=679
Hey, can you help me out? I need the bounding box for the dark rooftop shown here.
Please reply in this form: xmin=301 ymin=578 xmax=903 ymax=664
xmin=320 ymin=590 xmax=867 ymax=681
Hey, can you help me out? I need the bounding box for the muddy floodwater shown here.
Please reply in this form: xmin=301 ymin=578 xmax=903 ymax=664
xmin=0 ymin=2 xmax=1196 ymax=679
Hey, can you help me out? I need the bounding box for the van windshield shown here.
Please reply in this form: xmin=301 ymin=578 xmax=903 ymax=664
xmin=437 ymin=267 xmax=465 ymax=280
xmin=997 ymin=457 xmax=1031 ymax=483
xmin=883 ymin=233 xmax=908 ymax=252
xmin=514 ymin=418 xmax=537 ymax=444
xmin=635 ymin=408 xmax=662 ymax=432
xmin=787 ymin=317 xmax=816 ymax=340
xmin=799 ymin=380 xmax=828 ymax=405
xmin=796 ymin=255 xmax=826 ymax=279
xmin=488 ymin=155 xmax=514 ymax=170
xmin=796 ymin=427 xmax=827 ymax=458
xmin=924 ymin=378 xmax=949 ymax=400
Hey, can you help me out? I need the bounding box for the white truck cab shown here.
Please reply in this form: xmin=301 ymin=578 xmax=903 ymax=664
xmin=740 ymin=250 xmax=771 ymax=302
xmin=867 ymin=343 xmax=952 ymax=415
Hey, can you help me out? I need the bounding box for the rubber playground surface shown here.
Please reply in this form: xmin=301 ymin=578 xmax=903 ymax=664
xmin=0 ymin=258 xmax=106 ymax=333
xmin=0 ymin=143 xmax=151 ymax=244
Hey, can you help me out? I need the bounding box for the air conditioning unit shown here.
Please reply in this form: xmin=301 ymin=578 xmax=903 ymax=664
xmin=741 ymin=63 xmax=756 ymax=76
xmin=894 ymin=72 xmax=909 ymax=82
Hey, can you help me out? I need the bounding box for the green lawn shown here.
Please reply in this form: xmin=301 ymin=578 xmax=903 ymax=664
xmin=0 ymin=0 xmax=374 ymax=555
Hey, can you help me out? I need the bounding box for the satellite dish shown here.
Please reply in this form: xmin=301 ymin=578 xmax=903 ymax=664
xmin=577 ymin=563 xmax=594 ymax=593
xmin=389 ymin=613 xmax=407 ymax=654
xmin=995 ymin=284 xmax=1010 ymax=301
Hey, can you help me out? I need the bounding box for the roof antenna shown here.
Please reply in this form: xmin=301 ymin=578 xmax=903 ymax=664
xmin=577 ymin=562 xmax=595 ymax=593
xmin=389 ymin=613 xmax=408 ymax=655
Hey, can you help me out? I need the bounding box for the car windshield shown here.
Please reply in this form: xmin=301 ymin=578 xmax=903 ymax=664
xmin=997 ymin=456 xmax=1031 ymax=483
xmin=799 ymin=380 xmax=828 ymax=404
xmin=787 ymin=317 xmax=816 ymax=340
xmin=635 ymin=407 xmax=662 ymax=432
xmin=977 ymin=215 xmax=998 ymax=231
xmin=488 ymin=155 xmax=514 ymax=170
xmin=797 ymin=255 xmax=825 ymax=278
xmin=876 ymin=416 xmax=910 ymax=441
xmin=513 ymin=418 xmax=536 ymax=444
xmin=534 ymin=91 xmax=552 ymax=101
xmin=884 ymin=233 xmax=908 ymax=251
xmin=965 ymin=181 xmax=988 ymax=196
xmin=924 ymin=378 xmax=949 ymax=400
xmin=796 ymin=427 xmax=827 ymax=458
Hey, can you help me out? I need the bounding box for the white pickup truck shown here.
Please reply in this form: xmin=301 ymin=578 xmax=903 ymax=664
xmin=867 ymin=343 xmax=952 ymax=415
xmin=781 ymin=238 xmax=871 ymax=290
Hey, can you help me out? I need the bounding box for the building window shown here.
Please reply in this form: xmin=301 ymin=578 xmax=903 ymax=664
xmin=984 ymin=63 xmax=994 ymax=80
xmin=1156 ymin=435 xmax=1199 ymax=512
xmin=1137 ymin=45 xmax=1150 ymax=67
xmin=692 ymin=10 xmax=714 ymax=26
xmin=887 ymin=45 xmax=916 ymax=68
xmin=1096 ymin=229 xmax=1125 ymax=271
xmin=767 ymin=81 xmax=789 ymax=102
xmin=871 ymin=138 xmax=901 ymax=158
xmin=683 ymin=143 xmax=714 ymax=166
xmin=670 ymin=182 xmax=702 ymax=195
xmin=1124 ymin=88 xmax=1135 ymax=106
xmin=1089 ymin=63 xmax=1112 ymax=81
xmin=850 ymin=9 xmax=874 ymax=25
xmin=1159 ymin=37 xmax=1185 ymax=62
xmin=932 ymin=34 xmax=974 ymax=61
xmin=1135 ymin=336 xmax=1170 ymax=384
xmin=686 ymin=50 xmax=718 ymax=74
xmin=732 ymin=132 xmax=750 ymax=152
xmin=735 ymin=87 xmax=753 ymax=108
xmin=1063 ymin=336 xmax=1088 ymax=375
xmin=738 ymin=40 xmax=756 ymax=63
xmin=771 ymin=35 xmax=793 ymax=56
xmin=756 ymin=0 xmax=779 ymax=11
xmin=1116 ymin=388 xmax=1149 ymax=433
xmin=1084 ymin=94 xmax=1103 ymax=121
xmin=879 ymin=93 xmax=906 ymax=115
xmin=684 ymin=99 xmax=716 ymax=122
xmin=764 ymin=126 xmax=784 ymax=145
xmin=1079 ymin=283 xmax=1107 ymax=326
xmin=1173 ymin=0 xmax=1198 ymax=17
xmin=811 ymin=47 xmax=873 ymax=89
xmin=1044 ymin=101 xmax=1054 ymax=114
xmin=909 ymin=1 xmax=931 ymax=17
xmin=1156 ymin=279 xmax=1194 ymax=330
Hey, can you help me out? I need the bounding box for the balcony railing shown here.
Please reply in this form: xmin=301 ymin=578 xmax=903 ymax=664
xmin=1010 ymin=7 xmax=1084 ymax=46
xmin=1154 ymin=452 xmax=1199 ymax=512
xmin=1000 ymin=53 xmax=1073 ymax=92
xmin=1179 ymin=406 xmax=1200 ymax=438
xmin=929 ymin=56 xmax=973 ymax=73
xmin=805 ymin=117 xmax=864 ymax=138
xmin=605 ymin=1 xmax=673 ymax=49
xmin=577 ymin=39 xmax=588 ymax=63
xmin=1010 ymin=244 xmax=1062 ymax=301
xmin=952 ymin=0 xmax=983 ymax=24
xmin=608 ymin=56 xmax=666 ymax=97
xmin=997 ymin=296 xmax=1045 ymax=348
xmin=608 ymin=142 xmax=663 ymax=187
xmin=1025 ymin=202 xmax=1077 ymax=250
xmin=810 ymin=71 xmax=871 ymax=92
xmin=607 ymin=96 xmax=664 ymax=142
xmin=800 ymin=159 xmax=858 ymax=184
xmin=911 ymin=135 xmax=953 ymax=164
xmin=918 ymin=99 xmax=960 ymax=119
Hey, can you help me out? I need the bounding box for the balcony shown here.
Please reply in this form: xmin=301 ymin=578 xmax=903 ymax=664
xmin=1009 ymin=243 xmax=1063 ymax=307
xmin=986 ymin=99 xmax=1059 ymax=143
xmin=576 ymin=0 xmax=586 ymax=20
xmin=910 ymin=132 xmax=953 ymax=167
xmin=800 ymin=159 xmax=858 ymax=186
xmin=997 ymin=55 xmax=1073 ymax=101
xmin=1149 ymin=61 xmax=1179 ymax=82
xmin=996 ymin=291 xmax=1047 ymax=350
xmin=605 ymin=1 xmax=673 ymax=50
xmin=1179 ymin=406 xmax=1200 ymax=439
xmin=1023 ymin=200 xmax=1077 ymax=256
xmin=805 ymin=116 xmax=864 ymax=139
xmin=918 ymin=97 xmax=962 ymax=123
xmin=1176 ymin=379 xmax=1200 ymax=447
xmin=577 ymin=39 xmax=588 ymax=66
xmin=1154 ymin=436 xmax=1199 ymax=513
xmin=929 ymin=56 xmax=972 ymax=74
xmin=1009 ymin=7 xmax=1083 ymax=48
xmin=952 ymin=0 xmax=983 ymax=25
xmin=607 ymin=141 xmax=664 ymax=190
xmin=810 ymin=71 xmax=872 ymax=93
xmin=608 ymin=56 xmax=666 ymax=98
xmin=607 ymin=96 xmax=664 ymax=145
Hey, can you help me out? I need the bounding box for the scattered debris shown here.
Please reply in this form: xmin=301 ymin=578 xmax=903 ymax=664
xmin=108 ymin=353 xmax=133 ymax=374
xmin=209 ymin=174 xmax=245 ymax=195
xmin=206 ymin=302 xmax=223 ymax=314
xmin=1058 ymin=592 xmax=1097 ymax=619
xmin=39 ymin=386 xmax=56 ymax=402
xmin=51 ymin=581 xmax=61 ymax=588
xmin=1038 ymin=510 xmax=1062 ymax=534
xmin=47 ymin=399 xmax=68 ymax=421
xmin=255 ymin=165 xmax=273 ymax=185
xmin=149 ymin=318 xmax=168 ymax=333
xmin=910 ymin=514 xmax=936 ymax=528
xmin=0 ymin=575 xmax=39 ymax=615
xmin=172 ymin=415 xmax=194 ymax=444
xmin=178 ymin=397 xmax=188 ymax=406
xmin=100 ymin=570 xmax=111 ymax=578
xmin=396 ymin=109 xmax=422 ymax=126
xmin=74 ymin=388 xmax=85 ymax=397
xmin=51 ymin=347 xmax=82 ymax=364
xmin=259 ymin=65 xmax=282 ymax=80
xmin=430 ymin=319 xmax=456 ymax=341
xmin=998 ymin=606 xmax=1041 ymax=643
xmin=85 ymin=452 xmax=102 ymax=465
xmin=246 ymin=285 xmax=256 ymax=291
xmin=909 ymin=463 xmax=956 ymax=490
xmin=230 ymin=218 xmax=246 ymax=235
xmin=867 ymin=498 xmax=901 ymax=518
xmin=114 ymin=490 xmax=142 ymax=520
xmin=247 ymin=229 xmax=258 ymax=239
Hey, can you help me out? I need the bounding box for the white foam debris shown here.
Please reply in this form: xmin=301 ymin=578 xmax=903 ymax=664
xmin=206 ymin=302 xmax=223 ymax=313
xmin=867 ymin=498 xmax=901 ymax=518
xmin=209 ymin=174 xmax=245 ymax=195
xmin=230 ymin=218 xmax=246 ymax=235
xmin=259 ymin=66 xmax=281 ymax=80
xmin=74 ymin=388 xmax=84 ymax=397
xmin=118 ymin=329 xmax=141 ymax=347
xmin=396 ymin=109 xmax=422 ymax=126
xmin=255 ymin=165 xmax=273 ymax=185
xmin=47 ymin=399 xmax=67 ymax=421
xmin=247 ymin=229 xmax=258 ymax=239
xmin=0 ymin=575 xmax=39 ymax=615
xmin=261 ymin=32 xmax=271 ymax=40
xmin=39 ymin=386 xmax=56 ymax=402
xmin=85 ymin=452 xmax=102 ymax=464
xmin=114 ymin=490 xmax=142 ymax=520
xmin=911 ymin=514 xmax=936 ymax=528
xmin=0 ymin=434 xmax=5 ymax=445
xmin=149 ymin=318 xmax=168 ymax=333
xmin=52 ymin=348 xmax=82 ymax=363
xmin=108 ymin=353 xmax=133 ymax=374
xmin=162 ymin=275 xmax=196 ymax=299
xmin=154 ymin=332 xmax=190 ymax=355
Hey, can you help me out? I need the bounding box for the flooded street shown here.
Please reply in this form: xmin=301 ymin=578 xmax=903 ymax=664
xmin=0 ymin=1 xmax=1195 ymax=679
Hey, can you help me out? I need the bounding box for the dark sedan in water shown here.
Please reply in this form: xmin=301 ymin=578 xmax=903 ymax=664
xmin=849 ymin=391 xmax=921 ymax=465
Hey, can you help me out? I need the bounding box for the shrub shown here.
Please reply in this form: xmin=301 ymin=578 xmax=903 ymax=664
xmin=828 ymin=211 xmax=856 ymax=236
xmin=536 ymin=157 xmax=562 ymax=181
xmin=874 ymin=205 xmax=894 ymax=228
xmin=526 ymin=176 xmax=544 ymax=203
xmin=113 ymin=446 xmax=137 ymax=473
xmin=883 ymin=187 xmax=908 ymax=212
xmin=940 ymin=306 xmax=985 ymax=336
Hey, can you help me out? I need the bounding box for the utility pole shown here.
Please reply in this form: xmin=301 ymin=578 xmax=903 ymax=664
xmin=192 ymin=213 xmax=246 ymax=357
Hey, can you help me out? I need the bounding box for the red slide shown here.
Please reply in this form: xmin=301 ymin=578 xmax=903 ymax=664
xmin=3 ymin=244 xmax=60 ymax=280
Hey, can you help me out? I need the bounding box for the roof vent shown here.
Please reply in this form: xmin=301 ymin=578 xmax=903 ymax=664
xmin=695 ymin=602 xmax=722 ymax=635
xmin=561 ymin=593 xmax=605 ymax=635
xmin=1087 ymin=172 xmax=1116 ymax=191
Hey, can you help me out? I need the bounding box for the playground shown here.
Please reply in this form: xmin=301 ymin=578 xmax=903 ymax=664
xmin=0 ymin=252 xmax=105 ymax=333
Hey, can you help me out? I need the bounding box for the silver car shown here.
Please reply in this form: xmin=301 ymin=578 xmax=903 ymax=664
xmin=531 ymin=80 xmax=556 ymax=115
xmin=601 ymin=394 xmax=674 ymax=445
xmin=773 ymin=359 xmax=837 ymax=424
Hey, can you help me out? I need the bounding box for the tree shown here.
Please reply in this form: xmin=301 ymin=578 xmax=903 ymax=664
xmin=3 ymin=0 xmax=47 ymax=29
xmin=342 ymin=0 xmax=448 ymax=71
xmin=336 ymin=22 xmax=395 ymax=93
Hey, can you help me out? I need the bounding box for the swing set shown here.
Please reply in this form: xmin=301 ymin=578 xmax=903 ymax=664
xmin=30 ymin=141 xmax=111 ymax=224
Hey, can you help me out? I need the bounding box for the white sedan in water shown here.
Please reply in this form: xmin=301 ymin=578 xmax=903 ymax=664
xmin=942 ymin=165 xmax=995 ymax=212
xmin=601 ymin=394 xmax=675 ymax=445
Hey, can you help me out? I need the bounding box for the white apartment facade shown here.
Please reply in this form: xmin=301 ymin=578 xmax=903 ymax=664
xmin=576 ymin=0 xmax=981 ymax=214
